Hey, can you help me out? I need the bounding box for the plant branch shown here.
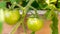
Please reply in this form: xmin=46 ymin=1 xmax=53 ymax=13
xmin=31 ymin=31 xmax=35 ymax=34
xmin=21 ymin=0 xmax=35 ymax=34
xmin=10 ymin=0 xmax=35 ymax=34
xmin=13 ymin=2 xmax=24 ymax=10
xmin=25 ymin=0 xmax=34 ymax=9
xmin=50 ymin=9 xmax=58 ymax=34
xmin=29 ymin=6 xmax=40 ymax=18
xmin=10 ymin=19 xmax=24 ymax=34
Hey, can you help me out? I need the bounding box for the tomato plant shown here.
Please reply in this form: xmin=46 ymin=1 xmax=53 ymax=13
xmin=0 ymin=0 xmax=59 ymax=34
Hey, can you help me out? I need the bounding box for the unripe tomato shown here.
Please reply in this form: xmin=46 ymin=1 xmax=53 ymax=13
xmin=27 ymin=16 xmax=44 ymax=31
xmin=4 ymin=9 xmax=20 ymax=25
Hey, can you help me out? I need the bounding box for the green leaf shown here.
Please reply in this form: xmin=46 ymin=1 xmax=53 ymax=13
xmin=36 ymin=0 xmax=48 ymax=9
xmin=10 ymin=0 xmax=22 ymax=4
xmin=31 ymin=1 xmax=39 ymax=9
xmin=49 ymin=4 xmax=56 ymax=9
xmin=10 ymin=0 xmax=16 ymax=3
xmin=45 ymin=9 xmax=52 ymax=20
xmin=0 ymin=1 xmax=6 ymax=9
xmin=39 ymin=3 xmax=48 ymax=9
xmin=25 ymin=0 xmax=29 ymax=2
xmin=2 ymin=0 xmax=9 ymax=1
xmin=57 ymin=0 xmax=60 ymax=8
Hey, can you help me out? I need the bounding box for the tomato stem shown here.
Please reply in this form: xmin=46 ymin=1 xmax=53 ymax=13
xmin=31 ymin=31 xmax=35 ymax=34
xmin=0 ymin=21 xmax=3 ymax=34
xmin=50 ymin=9 xmax=58 ymax=34
xmin=29 ymin=6 xmax=39 ymax=17
xmin=21 ymin=0 xmax=35 ymax=34
xmin=22 ymin=20 xmax=27 ymax=34
xmin=10 ymin=0 xmax=35 ymax=34
xmin=10 ymin=19 xmax=23 ymax=34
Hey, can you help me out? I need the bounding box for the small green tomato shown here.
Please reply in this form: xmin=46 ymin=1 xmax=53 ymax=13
xmin=27 ymin=17 xmax=44 ymax=31
xmin=4 ymin=9 xmax=20 ymax=25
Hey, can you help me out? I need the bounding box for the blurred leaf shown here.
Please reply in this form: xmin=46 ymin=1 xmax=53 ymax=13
xmin=50 ymin=0 xmax=57 ymax=4
xmin=36 ymin=0 xmax=48 ymax=9
xmin=0 ymin=1 xmax=6 ymax=9
xmin=36 ymin=0 xmax=45 ymax=3
xmin=21 ymin=1 xmax=27 ymax=7
xmin=31 ymin=1 xmax=39 ymax=9
xmin=25 ymin=0 xmax=29 ymax=2
xmin=45 ymin=0 xmax=57 ymax=4
xmin=57 ymin=0 xmax=60 ymax=8
xmin=45 ymin=9 xmax=52 ymax=20
xmin=10 ymin=0 xmax=16 ymax=3
xmin=2 ymin=0 xmax=9 ymax=1
xmin=50 ymin=0 xmax=57 ymax=2
xmin=10 ymin=0 xmax=22 ymax=4
xmin=38 ymin=3 xmax=48 ymax=9
xmin=48 ymin=4 xmax=57 ymax=9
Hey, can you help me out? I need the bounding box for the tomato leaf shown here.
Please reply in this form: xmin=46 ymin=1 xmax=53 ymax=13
xmin=0 ymin=1 xmax=6 ymax=9
xmin=45 ymin=9 xmax=52 ymax=20
xmin=37 ymin=0 xmax=48 ymax=9
xmin=57 ymin=0 xmax=60 ymax=8
xmin=25 ymin=0 xmax=29 ymax=2
xmin=10 ymin=0 xmax=22 ymax=4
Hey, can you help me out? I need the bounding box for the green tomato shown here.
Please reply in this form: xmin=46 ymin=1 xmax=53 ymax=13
xmin=4 ymin=9 xmax=20 ymax=25
xmin=27 ymin=17 xmax=44 ymax=31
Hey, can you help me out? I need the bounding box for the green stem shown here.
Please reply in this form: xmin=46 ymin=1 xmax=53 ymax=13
xmin=25 ymin=0 xmax=34 ymax=9
xmin=51 ymin=10 xmax=58 ymax=34
xmin=29 ymin=6 xmax=37 ymax=15
xmin=22 ymin=9 xmax=27 ymax=34
xmin=10 ymin=19 xmax=24 ymax=34
xmin=21 ymin=0 xmax=35 ymax=34
xmin=16 ymin=4 xmax=24 ymax=10
xmin=29 ymin=6 xmax=40 ymax=18
xmin=31 ymin=31 xmax=35 ymax=34
xmin=0 ymin=21 xmax=3 ymax=34
xmin=11 ymin=2 xmax=16 ymax=9
xmin=10 ymin=0 xmax=35 ymax=34
xmin=22 ymin=20 xmax=27 ymax=34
